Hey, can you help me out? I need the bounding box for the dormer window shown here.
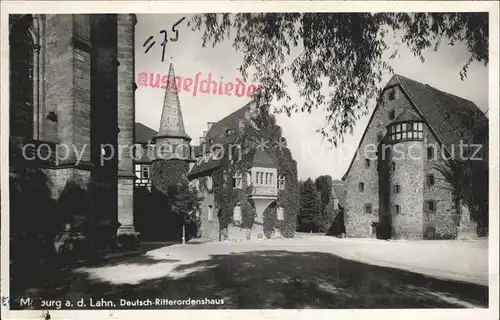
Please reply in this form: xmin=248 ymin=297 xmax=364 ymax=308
xmin=388 ymin=121 xmax=423 ymax=142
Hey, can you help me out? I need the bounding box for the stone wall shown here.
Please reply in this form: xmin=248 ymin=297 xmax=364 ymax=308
xmin=198 ymin=182 xmax=219 ymax=240
xmin=116 ymin=14 xmax=137 ymax=235
xmin=389 ymin=141 xmax=425 ymax=239
xmin=44 ymin=14 xmax=75 ymax=156
xmin=344 ymin=78 xmax=465 ymax=240
xmin=423 ymin=128 xmax=460 ymax=239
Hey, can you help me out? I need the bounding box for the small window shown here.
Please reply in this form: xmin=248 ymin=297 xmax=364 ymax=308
xmin=208 ymin=205 xmax=214 ymax=221
xmin=358 ymin=182 xmax=364 ymax=192
xmin=226 ymin=129 xmax=233 ymax=136
xmin=364 ymin=203 xmax=373 ymax=214
xmin=389 ymin=110 xmax=395 ymax=120
xmin=393 ymin=184 xmax=400 ymax=194
xmin=426 ymin=174 xmax=435 ymax=187
xmin=365 ymin=159 xmax=370 ymax=168
xmin=426 ymin=147 xmax=434 ymax=160
xmin=426 ymin=200 xmax=436 ymax=212
xmin=141 ymin=166 xmax=150 ymax=179
xmin=391 ymin=162 xmax=396 ymax=171
xmin=393 ymin=205 xmax=400 ymax=214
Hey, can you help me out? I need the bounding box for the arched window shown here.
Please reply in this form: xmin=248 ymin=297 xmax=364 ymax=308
xmin=10 ymin=15 xmax=36 ymax=138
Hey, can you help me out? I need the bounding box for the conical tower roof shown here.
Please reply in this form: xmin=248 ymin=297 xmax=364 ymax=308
xmin=154 ymin=63 xmax=191 ymax=142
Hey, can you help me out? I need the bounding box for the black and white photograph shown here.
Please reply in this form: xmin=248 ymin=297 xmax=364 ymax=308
xmin=1 ymin=1 xmax=498 ymax=319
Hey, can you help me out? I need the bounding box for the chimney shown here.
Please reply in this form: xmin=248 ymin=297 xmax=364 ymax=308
xmin=207 ymin=122 xmax=216 ymax=131
xmin=203 ymin=130 xmax=207 ymax=137
xmin=199 ymin=136 xmax=205 ymax=145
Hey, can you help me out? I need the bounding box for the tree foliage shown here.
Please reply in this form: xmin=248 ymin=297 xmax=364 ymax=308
xmin=149 ymin=160 xmax=203 ymax=241
xmin=315 ymin=175 xmax=333 ymax=231
xmin=189 ymin=13 xmax=488 ymax=145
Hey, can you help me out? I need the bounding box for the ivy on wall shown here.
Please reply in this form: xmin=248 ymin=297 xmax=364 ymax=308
xmin=148 ymin=158 xmax=203 ymax=241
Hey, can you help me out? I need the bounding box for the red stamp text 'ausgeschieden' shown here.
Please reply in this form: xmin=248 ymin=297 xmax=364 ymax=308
xmin=137 ymin=72 xmax=265 ymax=98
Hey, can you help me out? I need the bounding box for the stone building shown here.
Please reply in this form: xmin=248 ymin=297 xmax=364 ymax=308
xmin=341 ymin=74 xmax=488 ymax=240
xmin=9 ymin=14 xmax=137 ymax=248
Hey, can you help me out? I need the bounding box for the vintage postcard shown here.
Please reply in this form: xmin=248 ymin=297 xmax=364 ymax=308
xmin=0 ymin=1 xmax=498 ymax=320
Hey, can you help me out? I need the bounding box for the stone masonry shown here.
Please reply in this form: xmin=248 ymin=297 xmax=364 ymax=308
xmin=342 ymin=75 xmax=478 ymax=239
xmin=9 ymin=14 xmax=137 ymax=244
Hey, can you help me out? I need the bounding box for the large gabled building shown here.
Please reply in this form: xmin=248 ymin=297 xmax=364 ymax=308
xmin=341 ymin=74 xmax=488 ymax=240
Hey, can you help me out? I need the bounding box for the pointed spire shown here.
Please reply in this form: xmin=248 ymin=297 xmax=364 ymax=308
xmin=154 ymin=63 xmax=191 ymax=142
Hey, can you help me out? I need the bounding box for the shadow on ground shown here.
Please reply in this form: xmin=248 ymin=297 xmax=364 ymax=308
xmin=11 ymin=249 xmax=488 ymax=309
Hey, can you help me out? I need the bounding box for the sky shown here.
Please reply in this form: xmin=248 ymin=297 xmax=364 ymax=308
xmin=135 ymin=14 xmax=489 ymax=181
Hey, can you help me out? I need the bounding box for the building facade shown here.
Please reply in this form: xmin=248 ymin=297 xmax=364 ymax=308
xmin=187 ymin=102 xmax=292 ymax=241
xmin=9 ymin=14 xmax=137 ymax=249
xmin=133 ymin=63 xmax=297 ymax=241
xmin=342 ymin=75 xmax=488 ymax=240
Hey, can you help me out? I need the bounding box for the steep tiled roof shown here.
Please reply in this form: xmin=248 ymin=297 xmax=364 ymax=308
xmin=396 ymin=75 xmax=488 ymax=149
xmin=135 ymin=122 xmax=157 ymax=144
xmin=205 ymin=101 xmax=255 ymax=142
xmin=188 ymin=102 xmax=255 ymax=179
xmin=342 ymin=74 xmax=488 ymax=180
xmin=187 ymin=101 xmax=288 ymax=179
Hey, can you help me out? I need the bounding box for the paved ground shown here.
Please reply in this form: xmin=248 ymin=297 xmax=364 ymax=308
xmin=12 ymin=237 xmax=489 ymax=309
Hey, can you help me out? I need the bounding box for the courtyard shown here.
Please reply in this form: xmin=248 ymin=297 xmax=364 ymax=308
xmin=12 ymin=235 xmax=488 ymax=309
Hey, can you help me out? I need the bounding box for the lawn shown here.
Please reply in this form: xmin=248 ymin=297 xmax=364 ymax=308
xmin=10 ymin=238 xmax=488 ymax=309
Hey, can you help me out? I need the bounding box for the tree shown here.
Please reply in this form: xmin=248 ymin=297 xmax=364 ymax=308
xmin=314 ymin=175 xmax=333 ymax=232
xmin=169 ymin=184 xmax=204 ymax=241
xmin=189 ymin=13 xmax=488 ymax=145
xmin=298 ymin=178 xmax=321 ymax=232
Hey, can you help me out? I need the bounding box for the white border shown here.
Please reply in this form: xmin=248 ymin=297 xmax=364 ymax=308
xmin=1 ymin=1 xmax=498 ymax=320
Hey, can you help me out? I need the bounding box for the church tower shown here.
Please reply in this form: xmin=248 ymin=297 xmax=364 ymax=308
xmin=151 ymin=63 xmax=192 ymax=194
